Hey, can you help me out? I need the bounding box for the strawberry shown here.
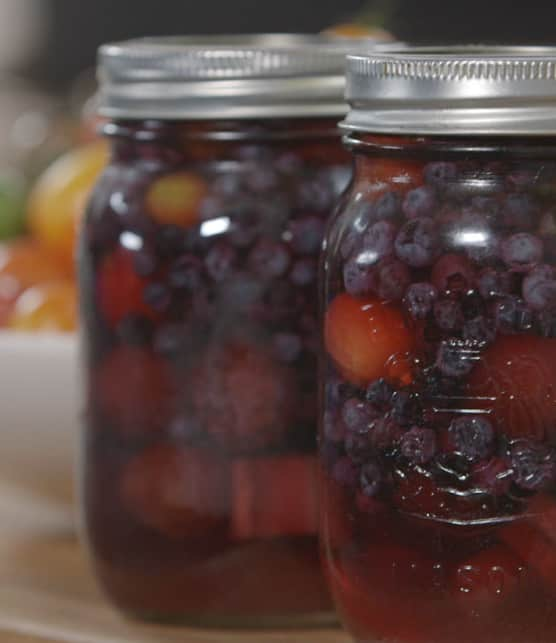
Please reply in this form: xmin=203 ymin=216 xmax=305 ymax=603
xmin=325 ymin=293 xmax=415 ymax=386
xmin=191 ymin=341 xmax=294 ymax=453
xmin=120 ymin=445 xmax=230 ymax=539
xmin=97 ymin=247 xmax=159 ymax=326
xmin=95 ymin=347 xmax=178 ymax=436
xmin=231 ymin=455 xmax=318 ymax=540
xmin=467 ymin=335 xmax=556 ymax=442
xmin=450 ymin=544 xmax=526 ymax=602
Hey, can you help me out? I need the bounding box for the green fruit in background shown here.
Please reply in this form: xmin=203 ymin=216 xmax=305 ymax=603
xmin=0 ymin=170 xmax=27 ymax=240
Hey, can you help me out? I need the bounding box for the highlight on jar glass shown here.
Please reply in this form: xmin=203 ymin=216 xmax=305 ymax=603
xmin=321 ymin=47 xmax=556 ymax=643
xmin=78 ymin=34 xmax=360 ymax=626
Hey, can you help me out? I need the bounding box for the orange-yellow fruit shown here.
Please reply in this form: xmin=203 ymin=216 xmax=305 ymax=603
xmin=27 ymin=142 xmax=109 ymax=271
xmin=145 ymin=172 xmax=207 ymax=228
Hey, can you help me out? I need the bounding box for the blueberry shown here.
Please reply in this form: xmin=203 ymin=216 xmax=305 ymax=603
xmin=246 ymin=167 xmax=278 ymax=192
xmin=433 ymin=299 xmax=464 ymax=332
xmin=359 ymin=460 xmax=383 ymax=497
xmin=503 ymin=193 xmax=539 ymax=229
xmin=400 ymin=427 xmax=437 ymax=465
xmin=248 ymin=239 xmax=291 ymax=279
xmin=229 ymin=211 xmax=260 ymax=248
xmin=436 ymin=339 xmax=482 ymax=377
xmin=362 ymin=220 xmax=397 ymax=262
xmin=340 ymin=228 xmax=362 ymax=260
xmin=290 ymin=258 xmax=317 ymax=287
xmin=205 ymin=243 xmax=237 ymax=282
xmin=345 ymin=431 xmax=375 ymax=464
xmin=522 ymin=264 xmax=556 ymax=311
xmin=366 ymin=378 xmax=395 ymax=407
xmin=143 ymin=282 xmax=171 ymax=312
xmin=471 ymin=457 xmax=512 ymax=496
xmin=376 ymin=259 xmax=411 ymax=301
xmin=369 ymin=416 xmax=403 ymax=450
xmin=492 ymin=296 xmax=534 ymax=333
xmin=342 ymin=398 xmax=380 ymax=432
xmin=297 ymin=173 xmax=334 ymax=212
xmin=154 ymin=225 xmax=186 ymax=258
xmin=402 ymin=186 xmax=436 ymax=219
xmin=374 ymin=190 xmax=402 ymax=221
xmin=537 ymin=309 xmax=556 ymax=337
xmin=169 ymin=254 xmax=204 ymax=290
xmin=343 ymin=253 xmax=376 ymax=296
xmin=153 ymin=323 xmax=186 ymax=356
xmin=477 ymin=268 xmax=512 ymax=299
xmin=395 ymin=217 xmax=438 ymax=267
xmin=272 ymin=332 xmax=302 ymax=363
xmin=447 ymin=416 xmax=495 ymax=462
xmin=391 ymin=391 xmax=422 ymax=427
xmin=405 ymin=282 xmax=438 ymax=320
xmin=333 ymin=456 xmax=360 ymax=487
xmin=510 ymin=440 xmax=556 ymax=491
xmin=323 ymin=411 xmax=346 ymax=444
xmin=502 ymin=233 xmax=543 ymax=272
xmin=288 ymin=215 xmax=324 ymax=256
xmin=424 ymin=161 xmax=458 ymax=188
xmin=132 ymin=247 xmax=158 ymax=277
xmin=469 ymin=196 xmax=502 ymax=225
xmin=463 ymin=316 xmax=496 ymax=344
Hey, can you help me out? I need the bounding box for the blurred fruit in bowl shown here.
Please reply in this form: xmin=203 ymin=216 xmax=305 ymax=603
xmin=27 ymin=141 xmax=108 ymax=272
xmin=8 ymin=280 xmax=77 ymax=332
xmin=0 ymin=240 xmax=70 ymax=326
xmin=323 ymin=23 xmax=394 ymax=39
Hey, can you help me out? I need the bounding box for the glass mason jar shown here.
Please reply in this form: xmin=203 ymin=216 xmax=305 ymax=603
xmin=321 ymin=47 xmax=556 ymax=643
xmin=79 ymin=36 xmax=354 ymax=626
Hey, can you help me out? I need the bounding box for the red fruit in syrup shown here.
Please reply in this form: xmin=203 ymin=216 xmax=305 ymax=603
xmin=97 ymin=248 xmax=159 ymax=326
xmin=95 ymin=347 xmax=177 ymax=436
xmin=231 ymin=455 xmax=318 ymax=540
xmin=325 ymin=293 xmax=414 ymax=386
xmin=468 ymin=335 xmax=556 ymax=442
xmin=121 ymin=445 xmax=230 ymax=539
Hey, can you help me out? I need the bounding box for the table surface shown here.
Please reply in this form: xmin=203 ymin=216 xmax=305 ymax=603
xmin=0 ymin=483 xmax=349 ymax=643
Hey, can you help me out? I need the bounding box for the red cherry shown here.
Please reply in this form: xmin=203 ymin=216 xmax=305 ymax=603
xmin=95 ymin=347 xmax=177 ymax=437
xmin=467 ymin=335 xmax=556 ymax=442
xmin=325 ymin=293 xmax=415 ymax=386
xmin=451 ymin=544 xmax=525 ymax=602
xmin=231 ymin=455 xmax=318 ymax=540
xmin=97 ymin=248 xmax=159 ymax=326
xmin=121 ymin=445 xmax=230 ymax=539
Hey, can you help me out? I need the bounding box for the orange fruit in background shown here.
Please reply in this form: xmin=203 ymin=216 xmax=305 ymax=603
xmin=323 ymin=23 xmax=394 ymax=40
xmin=8 ymin=280 xmax=77 ymax=332
xmin=145 ymin=172 xmax=207 ymax=228
xmin=0 ymin=240 xmax=70 ymax=327
xmin=27 ymin=141 xmax=109 ymax=272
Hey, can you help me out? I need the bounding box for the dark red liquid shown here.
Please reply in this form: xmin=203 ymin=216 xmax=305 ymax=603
xmin=322 ymin=135 xmax=556 ymax=642
xmin=80 ymin=118 xmax=349 ymax=623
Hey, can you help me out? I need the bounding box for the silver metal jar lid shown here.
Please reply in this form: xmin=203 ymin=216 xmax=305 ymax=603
xmin=97 ymin=34 xmax=372 ymax=120
xmin=342 ymin=46 xmax=556 ymax=136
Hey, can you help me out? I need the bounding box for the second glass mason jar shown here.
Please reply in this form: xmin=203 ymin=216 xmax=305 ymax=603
xmin=79 ymin=35 xmax=353 ymax=625
xmin=321 ymin=48 xmax=556 ymax=643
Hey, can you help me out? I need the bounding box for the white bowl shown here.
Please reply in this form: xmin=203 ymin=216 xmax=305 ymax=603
xmin=0 ymin=331 xmax=79 ymax=503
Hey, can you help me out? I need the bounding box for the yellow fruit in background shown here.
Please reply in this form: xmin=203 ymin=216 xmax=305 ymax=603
xmin=27 ymin=141 xmax=109 ymax=272
xmin=323 ymin=23 xmax=394 ymax=41
xmin=145 ymin=172 xmax=207 ymax=228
